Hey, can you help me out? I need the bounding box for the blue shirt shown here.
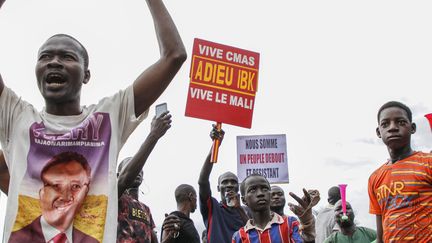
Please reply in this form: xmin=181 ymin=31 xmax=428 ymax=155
xmin=200 ymin=196 xmax=246 ymax=243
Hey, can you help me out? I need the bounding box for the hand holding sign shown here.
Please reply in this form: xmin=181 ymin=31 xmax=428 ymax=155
xmin=210 ymin=123 xmax=224 ymax=163
xmin=210 ymin=123 xmax=222 ymax=163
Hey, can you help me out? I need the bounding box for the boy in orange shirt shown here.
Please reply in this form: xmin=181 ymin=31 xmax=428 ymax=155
xmin=368 ymin=101 xmax=432 ymax=243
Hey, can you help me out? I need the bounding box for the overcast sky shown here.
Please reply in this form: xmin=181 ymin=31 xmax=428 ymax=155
xmin=1 ymin=0 xmax=432 ymax=240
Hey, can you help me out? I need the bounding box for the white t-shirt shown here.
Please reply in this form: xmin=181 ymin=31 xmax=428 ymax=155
xmin=0 ymin=86 xmax=147 ymax=243
xmin=315 ymin=204 xmax=338 ymax=243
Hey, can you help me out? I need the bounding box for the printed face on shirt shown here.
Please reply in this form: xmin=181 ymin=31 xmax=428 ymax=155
xmin=270 ymin=186 xmax=286 ymax=209
xmin=35 ymin=35 xmax=90 ymax=105
xmin=334 ymin=200 xmax=355 ymax=227
xmin=376 ymin=107 xmax=416 ymax=151
xmin=242 ymin=175 xmax=271 ymax=212
xmin=39 ymin=160 xmax=90 ymax=231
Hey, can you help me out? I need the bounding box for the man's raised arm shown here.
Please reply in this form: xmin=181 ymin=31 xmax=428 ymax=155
xmin=117 ymin=112 xmax=172 ymax=197
xmin=198 ymin=151 xmax=213 ymax=203
xmin=133 ymin=0 xmax=187 ymax=117
xmin=198 ymin=126 xmax=224 ymax=202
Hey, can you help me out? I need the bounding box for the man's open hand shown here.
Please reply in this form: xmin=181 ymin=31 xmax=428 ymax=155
xmin=288 ymin=188 xmax=320 ymax=220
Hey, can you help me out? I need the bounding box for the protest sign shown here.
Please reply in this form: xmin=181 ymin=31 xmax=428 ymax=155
xmin=425 ymin=113 xmax=432 ymax=131
xmin=237 ymin=134 xmax=288 ymax=183
xmin=185 ymin=38 xmax=260 ymax=128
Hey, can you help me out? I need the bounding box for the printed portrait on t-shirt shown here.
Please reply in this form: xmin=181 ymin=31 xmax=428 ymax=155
xmin=9 ymin=112 xmax=111 ymax=243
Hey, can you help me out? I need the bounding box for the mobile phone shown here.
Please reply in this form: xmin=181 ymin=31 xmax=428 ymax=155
xmin=155 ymin=103 xmax=168 ymax=118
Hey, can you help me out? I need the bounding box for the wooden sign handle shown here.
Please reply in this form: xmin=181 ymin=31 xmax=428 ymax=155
xmin=210 ymin=122 xmax=222 ymax=163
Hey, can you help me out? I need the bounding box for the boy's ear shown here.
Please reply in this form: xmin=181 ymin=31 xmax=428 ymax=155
xmin=411 ymin=123 xmax=417 ymax=134
xmin=376 ymin=127 xmax=381 ymax=138
xmin=217 ymin=185 xmax=220 ymax=192
xmin=241 ymin=196 xmax=247 ymax=206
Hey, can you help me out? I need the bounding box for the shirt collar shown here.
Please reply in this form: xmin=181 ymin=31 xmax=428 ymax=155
xmin=41 ymin=216 xmax=73 ymax=243
xmin=244 ymin=212 xmax=284 ymax=232
xmin=326 ymin=204 xmax=335 ymax=209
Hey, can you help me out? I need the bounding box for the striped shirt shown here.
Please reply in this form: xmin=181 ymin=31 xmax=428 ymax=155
xmin=232 ymin=213 xmax=302 ymax=243
xmin=368 ymin=151 xmax=432 ymax=242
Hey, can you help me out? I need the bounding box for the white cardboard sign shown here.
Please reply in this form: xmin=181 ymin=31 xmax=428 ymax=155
xmin=237 ymin=134 xmax=288 ymax=183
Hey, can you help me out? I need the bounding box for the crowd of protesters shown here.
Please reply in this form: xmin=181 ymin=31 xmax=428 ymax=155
xmin=1 ymin=100 xmax=430 ymax=242
xmin=0 ymin=0 xmax=431 ymax=242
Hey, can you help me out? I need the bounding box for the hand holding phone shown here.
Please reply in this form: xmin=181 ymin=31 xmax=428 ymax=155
xmin=156 ymin=103 xmax=168 ymax=118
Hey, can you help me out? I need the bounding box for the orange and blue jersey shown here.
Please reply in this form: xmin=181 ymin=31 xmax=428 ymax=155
xmin=232 ymin=213 xmax=302 ymax=243
xmin=368 ymin=151 xmax=432 ymax=242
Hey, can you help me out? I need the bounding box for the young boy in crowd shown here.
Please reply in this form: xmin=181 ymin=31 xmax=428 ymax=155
xmin=232 ymin=174 xmax=317 ymax=243
xmin=368 ymin=101 xmax=432 ymax=242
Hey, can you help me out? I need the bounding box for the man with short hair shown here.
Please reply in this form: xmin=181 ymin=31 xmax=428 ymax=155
xmin=160 ymin=184 xmax=200 ymax=243
xmin=324 ymin=200 xmax=376 ymax=243
xmin=117 ymin=112 xmax=172 ymax=243
xmin=270 ymin=185 xmax=321 ymax=241
xmin=368 ymin=101 xmax=432 ymax=242
xmin=270 ymin=185 xmax=286 ymax=216
xmin=198 ymin=126 xmax=249 ymax=243
xmin=315 ymin=186 xmax=341 ymax=243
xmin=0 ymin=0 xmax=186 ymax=241
xmin=9 ymin=151 xmax=98 ymax=242
xmin=233 ymin=174 xmax=317 ymax=243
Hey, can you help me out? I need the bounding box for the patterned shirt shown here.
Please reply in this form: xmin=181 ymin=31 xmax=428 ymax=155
xmin=232 ymin=213 xmax=302 ymax=243
xmin=368 ymin=151 xmax=432 ymax=242
xmin=117 ymin=192 xmax=155 ymax=243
